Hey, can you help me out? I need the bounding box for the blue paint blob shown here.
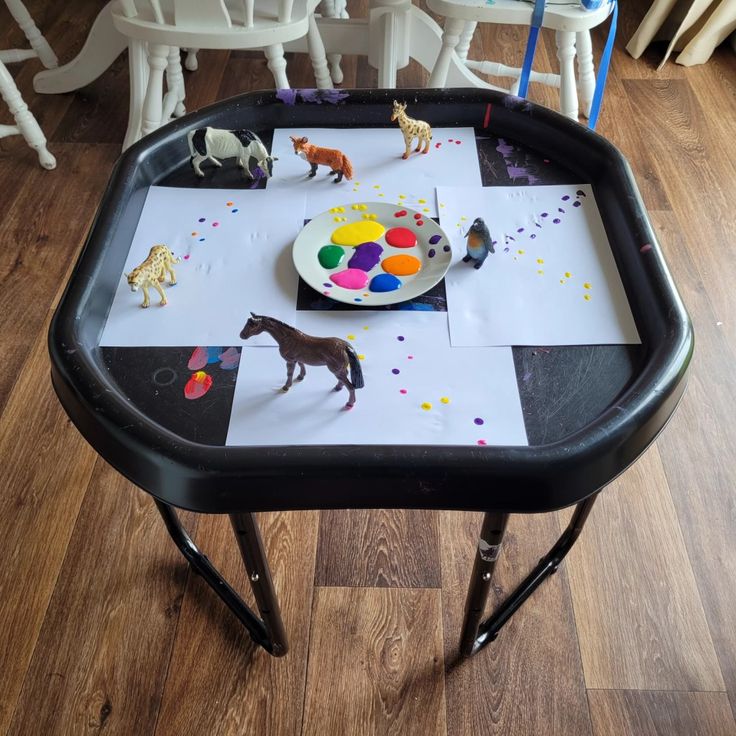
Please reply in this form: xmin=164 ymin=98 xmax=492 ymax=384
xmin=198 ymin=218 xmax=206 ymax=222
xmin=428 ymin=248 xmax=436 ymax=258
xmin=199 ymin=238 xmax=205 ymax=242
xmin=354 ymin=298 xmax=363 ymax=302
xmin=207 ymin=347 xmax=223 ymax=364
xmin=428 ymin=234 xmax=442 ymax=245
xmin=232 ymin=208 xmax=239 ymax=213
xmin=369 ymin=273 xmax=402 ymax=293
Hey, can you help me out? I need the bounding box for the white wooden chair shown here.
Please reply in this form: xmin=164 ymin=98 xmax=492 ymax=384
xmin=112 ymin=0 xmax=333 ymax=149
xmin=0 ymin=0 xmax=57 ymax=169
xmin=426 ymin=0 xmax=614 ymax=121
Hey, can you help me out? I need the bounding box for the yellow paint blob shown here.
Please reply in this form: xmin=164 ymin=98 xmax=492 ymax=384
xmin=460 ymin=216 xmax=467 ymax=221
xmin=373 ymin=185 xmax=380 ymax=189
xmin=584 ymin=294 xmax=591 ymax=301
xmin=347 ymin=334 xmax=356 ymax=340
xmin=423 ymin=208 xmax=430 ymax=213
xmin=352 ymin=204 xmax=361 ymax=210
xmin=378 ymin=193 xmax=385 ymax=197
xmin=560 ymin=279 xmax=565 ymax=284
xmin=333 ymin=216 xmax=342 ymax=222
xmin=517 ymin=249 xmax=525 ymax=255
xmin=440 ymin=397 xmax=450 ymax=404
xmin=418 ymin=198 xmax=427 ymax=204
xmin=584 ymin=282 xmax=591 ymax=289
xmin=565 ymin=272 xmax=572 ymax=278
xmin=399 ymin=194 xmax=406 ymax=199
xmin=537 ymin=270 xmax=544 ymax=275
xmin=440 ymin=203 xmax=445 ymax=208
xmin=537 ymin=258 xmax=544 ymax=264
xmin=421 ymin=402 xmax=433 ymax=411
xmin=331 ymin=220 xmax=386 ymax=246
xmin=358 ymin=354 xmax=365 ymax=360
xmin=382 ymin=255 xmax=422 ymax=276
xmin=363 ymin=326 xmax=369 ymax=330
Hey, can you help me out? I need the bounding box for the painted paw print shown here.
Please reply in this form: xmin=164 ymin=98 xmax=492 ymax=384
xmin=184 ymin=346 xmax=241 ymax=400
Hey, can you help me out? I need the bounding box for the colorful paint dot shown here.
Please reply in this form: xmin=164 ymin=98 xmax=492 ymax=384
xmin=537 ymin=270 xmax=544 ymax=275
xmin=562 ymin=195 xmax=570 ymax=201
xmin=330 ymin=268 xmax=369 ymax=290
xmin=553 ymin=218 xmax=561 ymax=224
xmin=198 ymin=218 xmax=205 ymax=222
xmin=573 ymin=201 xmax=582 ymax=207
xmin=584 ymin=282 xmax=591 ymax=289
xmin=226 ymin=201 xmax=234 ymax=206
xmin=517 ymin=249 xmax=525 ymax=255
xmin=560 ymin=279 xmax=565 ymax=284
xmin=382 ymin=255 xmax=421 ymax=276
xmin=440 ymin=397 xmax=450 ymax=404
xmin=232 ymin=209 xmax=238 ymax=213
xmin=477 ymin=440 xmax=487 ymax=446
xmin=199 ymin=238 xmax=205 ymax=242
xmin=183 ymin=254 xmax=190 ymax=260
xmin=373 ymin=185 xmax=380 ymax=189
xmin=541 ymin=213 xmax=548 ymax=218
xmin=418 ymin=199 xmax=427 ymax=204
xmin=428 ymin=249 xmax=436 ymax=258
xmin=191 ymin=231 xmax=198 ymax=236
xmin=319 ymin=245 xmax=346 ymax=269
xmin=423 ymin=208 xmax=430 ymax=213
xmin=392 ymin=368 xmax=400 ymax=375
xmin=565 ymin=272 xmax=572 ymax=278
xmin=584 ymin=294 xmax=591 ymax=301
xmin=369 ymin=273 xmax=402 ymax=292
xmin=363 ymin=326 xmax=369 ymax=330
xmin=399 ymin=194 xmax=406 ymax=199
xmin=354 ymin=298 xmax=362 ymax=303
xmin=331 ymin=221 xmax=386 ymax=246
xmin=184 ymin=371 xmax=213 ymax=400
xmin=416 ymin=220 xmax=424 ymax=226
xmin=443 ymin=245 xmax=451 ymax=253
xmin=421 ymin=402 xmax=433 ymax=410
xmin=435 ymin=142 xmax=442 ymax=148
xmin=397 ymin=336 xmax=405 ymax=341
xmin=347 ymin=334 xmax=356 ymax=340
xmin=385 ymin=227 xmax=417 ymax=248
xmin=537 ymin=258 xmax=544 ymax=264
xmin=455 ymin=140 xmax=461 ymax=145
xmin=358 ymin=354 xmax=365 ymax=359
xmin=428 ymin=234 xmax=442 ymax=245
xmin=352 ymin=204 xmax=361 ymax=210
xmin=407 ymin=355 xmax=413 ymax=360
xmin=400 ymin=389 xmax=408 ymax=394
xmin=474 ymin=417 xmax=484 ymax=426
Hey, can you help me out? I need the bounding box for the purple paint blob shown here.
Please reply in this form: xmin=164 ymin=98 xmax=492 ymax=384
xmin=330 ymin=268 xmax=369 ymax=290
xmin=392 ymin=368 xmax=400 ymax=375
xmin=198 ymin=218 xmax=206 ymax=222
xmin=348 ymin=241 xmax=383 ymax=271
xmin=562 ymin=195 xmax=570 ymax=201
xmin=517 ymin=228 xmax=524 ymax=233
xmin=558 ymin=208 xmax=565 ymax=213
xmin=541 ymin=212 xmax=548 ymax=218
xmin=443 ymin=245 xmax=451 ymax=253
xmin=504 ymin=247 xmax=510 ymax=252
xmin=428 ymin=248 xmax=436 ymax=258
xmin=397 ymin=336 xmax=405 ymax=341
xmin=428 ymin=234 xmax=442 ymax=245
xmin=553 ymin=218 xmax=561 ymax=224
xmin=530 ymin=234 xmax=536 ymax=239
xmin=573 ymin=201 xmax=582 ymax=207
xmin=576 ymin=190 xmax=586 ymax=197
xmin=369 ymin=273 xmax=402 ymax=292
xmin=323 ymin=282 xmax=332 ymax=288
xmin=474 ymin=417 xmax=485 ymax=426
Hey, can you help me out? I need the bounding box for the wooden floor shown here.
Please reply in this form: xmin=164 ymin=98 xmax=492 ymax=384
xmin=1 ymin=2 xmax=735 ymax=734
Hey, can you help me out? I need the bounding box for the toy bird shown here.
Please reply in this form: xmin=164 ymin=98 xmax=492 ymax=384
xmin=462 ymin=217 xmax=494 ymax=269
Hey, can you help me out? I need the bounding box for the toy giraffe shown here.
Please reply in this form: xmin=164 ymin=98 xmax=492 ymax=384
xmin=125 ymin=245 xmax=180 ymax=308
xmin=391 ymin=100 xmax=432 ymax=160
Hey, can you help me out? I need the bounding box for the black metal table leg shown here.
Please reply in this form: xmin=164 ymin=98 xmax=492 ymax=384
xmin=155 ymin=500 xmax=288 ymax=657
xmin=460 ymin=493 xmax=598 ymax=657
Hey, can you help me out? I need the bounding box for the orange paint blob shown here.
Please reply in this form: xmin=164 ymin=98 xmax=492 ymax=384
xmin=382 ymin=255 xmax=422 ymax=276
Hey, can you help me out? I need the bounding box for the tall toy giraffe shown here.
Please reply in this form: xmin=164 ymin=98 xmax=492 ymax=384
xmin=391 ymin=101 xmax=432 ymax=160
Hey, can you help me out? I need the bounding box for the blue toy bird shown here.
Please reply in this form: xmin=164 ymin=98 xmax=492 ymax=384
xmin=462 ymin=217 xmax=494 ymax=269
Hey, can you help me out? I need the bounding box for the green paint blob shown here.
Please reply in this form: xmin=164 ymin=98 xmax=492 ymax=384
xmin=318 ymin=245 xmax=346 ymax=269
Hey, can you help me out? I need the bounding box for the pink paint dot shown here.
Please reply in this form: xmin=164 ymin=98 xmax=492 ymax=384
xmin=212 ymin=222 xmax=220 ymax=227
xmin=400 ymin=389 xmax=407 ymax=394
xmin=640 ymin=244 xmax=653 ymax=253
xmin=455 ymin=140 xmax=461 ymax=145
xmin=417 ymin=220 xmax=424 ymax=226
xmin=323 ymin=291 xmax=330 ymax=295
xmin=183 ymin=254 xmax=190 ymax=260
xmin=477 ymin=439 xmax=487 ymax=446
xmin=407 ymin=355 xmax=413 ymax=359
xmin=435 ymin=142 xmax=441 ymax=148
xmin=448 ymin=138 xmax=454 ymax=143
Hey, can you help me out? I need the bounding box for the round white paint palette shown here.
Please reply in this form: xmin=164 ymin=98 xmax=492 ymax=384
xmin=292 ymin=202 xmax=453 ymax=306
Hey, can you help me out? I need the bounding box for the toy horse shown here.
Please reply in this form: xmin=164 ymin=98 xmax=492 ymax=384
xmin=187 ymin=127 xmax=275 ymax=179
xmin=289 ymin=135 xmax=354 ymax=183
xmin=125 ymin=245 xmax=180 ymax=308
xmin=239 ymin=313 xmax=365 ymax=408
xmin=391 ymin=100 xmax=432 ymax=159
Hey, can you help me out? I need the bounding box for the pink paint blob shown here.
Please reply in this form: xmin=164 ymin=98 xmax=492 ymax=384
xmin=212 ymin=222 xmax=220 ymax=227
xmin=435 ymin=142 xmax=441 ymax=148
xmin=477 ymin=439 xmax=487 ymax=446
xmin=330 ymin=268 xmax=369 ymax=290
xmin=400 ymin=389 xmax=407 ymax=394
xmin=188 ymin=346 xmax=208 ymax=371
xmin=413 ymin=214 xmax=421 ymax=220
xmin=385 ymin=227 xmax=417 ymax=248
xmin=640 ymin=244 xmax=653 ymax=253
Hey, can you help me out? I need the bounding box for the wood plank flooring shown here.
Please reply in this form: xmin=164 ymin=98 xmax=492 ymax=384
xmin=1 ymin=2 xmax=736 ymax=734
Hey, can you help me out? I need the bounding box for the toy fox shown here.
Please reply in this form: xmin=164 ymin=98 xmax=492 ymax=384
xmin=290 ymin=136 xmax=354 ymax=183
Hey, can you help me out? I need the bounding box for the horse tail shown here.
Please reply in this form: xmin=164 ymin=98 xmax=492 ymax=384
xmin=342 ymin=155 xmax=354 ymax=181
xmin=346 ymin=344 xmax=364 ymax=389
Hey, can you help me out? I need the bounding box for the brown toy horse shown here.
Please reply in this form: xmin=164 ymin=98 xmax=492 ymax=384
xmin=240 ymin=313 xmax=365 ymax=408
xmin=289 ymin=135 xmax=354 ymax=183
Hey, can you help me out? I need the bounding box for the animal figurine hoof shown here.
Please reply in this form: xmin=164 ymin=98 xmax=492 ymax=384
xmin=281 ymin=386 xmax=290 ymax=393
xmin=474 ymin=262 xmax=483 ymax=270
xmin=344 ymin=403 xmax=354 ymax=410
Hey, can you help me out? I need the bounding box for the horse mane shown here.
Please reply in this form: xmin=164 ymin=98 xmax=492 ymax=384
xmin=253 ymin=314 xmax=297 ymax=332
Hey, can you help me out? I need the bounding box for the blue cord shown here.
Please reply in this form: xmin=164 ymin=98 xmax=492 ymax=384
xmin=517 ymin=0 xmax=546 ymax=98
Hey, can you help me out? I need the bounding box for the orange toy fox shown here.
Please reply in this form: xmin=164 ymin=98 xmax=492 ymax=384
xmin=290 ymin=136 xmax=354 ymax=183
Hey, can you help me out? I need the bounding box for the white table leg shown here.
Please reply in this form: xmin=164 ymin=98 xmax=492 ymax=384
xmin=456 ymin=20 xmax=477 ymax=63
xmin=576 ymin=30 xmax=595 ymax=119
xmin=141 ymin=43 xmax=168 ymax=139
xmin=166 ymin=46 xmax=186 ymax=117
xmin=307 ymin=13 xmax=333 ymax=89
xmin=556 ymin=30 xmax=578 ymax=121
xmin=33 ymin=3 xmax=126 ymax=94
xmin=0 ymin=60 xmax=55 ymax=169
xmin=428 ymin=17 xmax=465 ymax=88
xmin=123 ymin=39 xmax=148 ymax=150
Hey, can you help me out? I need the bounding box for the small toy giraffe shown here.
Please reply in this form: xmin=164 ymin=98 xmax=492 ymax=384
xmin=391 ymin=101 xmax=432 ymax=160
xmin=125 ymin=245 xmax=180 ymax=308
xmin=290 ymin=136 xmax=354 ymax=183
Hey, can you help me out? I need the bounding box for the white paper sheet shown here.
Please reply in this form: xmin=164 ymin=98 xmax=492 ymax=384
xmin=438 ymin=185 xmax=641 ymax=347
xmin=100 ymin=186 xmax=306 ymax=347
xmin=268 ymin=127 xmax=481 ymax=218
xmin=226 ymin=311 xmax=527 ymax=447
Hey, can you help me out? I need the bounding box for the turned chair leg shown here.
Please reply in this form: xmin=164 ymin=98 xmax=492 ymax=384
xmin=141 ymin=42 xmax=168 ymax=139
xmin=4 ymin=0 xmax=58 ymax=69
xmin=576 ymin=30 xmax=596 ymax=119
xmin=556 ymin=29 xmax=579 ymax=121
xmin=428 ymin=17 xmax=466 ymax=88
xmin=264 ymin=43 xmax=289 ymax=90
xmin=307 ymin=13 xmax=333 ymax=89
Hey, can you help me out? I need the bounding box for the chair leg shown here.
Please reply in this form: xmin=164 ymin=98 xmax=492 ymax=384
xmin=123 ymin=39 xmax=148 ymax=151
xmin=165 ymin=46 xmax=186 ymax=118
xmin=456 ymin=20 xmax=477 ymax=63
xmin=428 ymin=16 xmax=466 ymax=88
xmin=0 ymin=59 xmax=55 ymax=169
xmin=184 ymin=48 xmax=199 ymax=71
xmin=307 ymin=13 xmax=333 ymax=89
xmin=264 ymin=43 xmax=289 ymax=90
xmin=556 ymin=30 xmax=579 ymax=121
xmin=320 ymin=0 xmax=347 ymax=84
xmin=4 ymin=0 xmax=58 ymax=69
xmin=141 ymin=42 xmax=168 ymax=139
xmin=576 ymin=30 xmax=596 ymax=119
